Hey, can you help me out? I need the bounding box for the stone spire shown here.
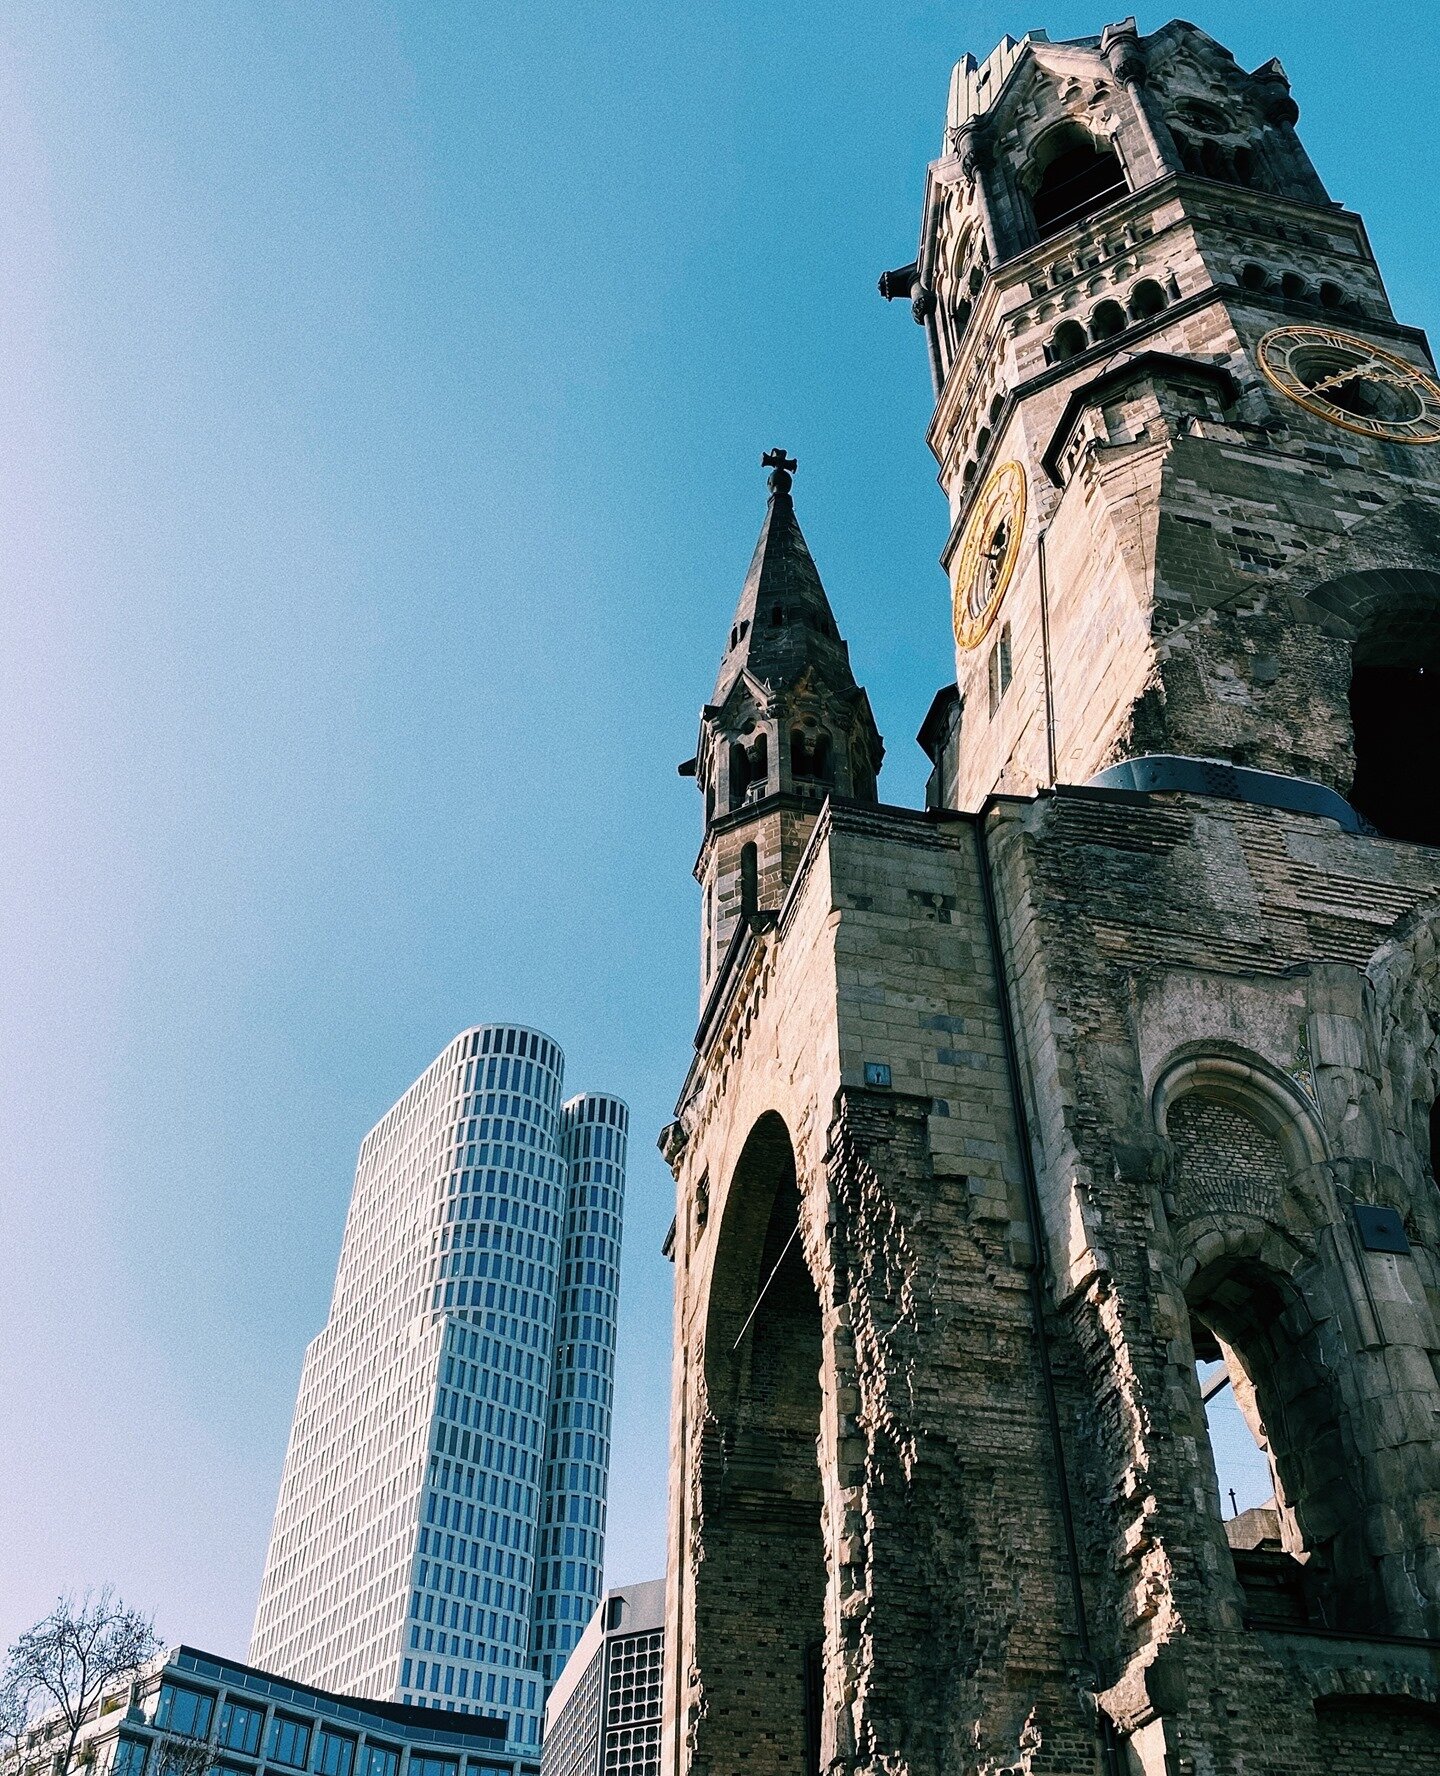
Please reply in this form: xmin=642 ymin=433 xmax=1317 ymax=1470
xmin=685 ymin=453 xmax=884 ymax=994
xmin=710 ymin=449 xmax=861 ymax=708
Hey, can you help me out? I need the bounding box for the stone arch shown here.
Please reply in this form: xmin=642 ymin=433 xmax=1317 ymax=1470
xmin=695 ymin=1111 xmax=826 ymax=1776
xmin=1152 ymin=1044 xmax=1329 ymax=1181
xmin=1151 ymin=1048 xmax=1366 ymax=1624
xmin=1024 ymin=120 xmax=1127 ymax=239
xmin=1128 ymin=277 xmax=1167 ymax=321
xmin=1049 ymin=317 xmax=1088 ymax=362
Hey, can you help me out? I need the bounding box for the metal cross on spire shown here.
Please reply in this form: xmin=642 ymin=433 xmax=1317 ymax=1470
xmin=762 ymin=447 xmax=798 ymax=495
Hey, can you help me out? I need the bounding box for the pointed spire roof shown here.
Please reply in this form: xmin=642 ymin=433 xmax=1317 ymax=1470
xmin=710 ymin=451 xmax=862 ymax=708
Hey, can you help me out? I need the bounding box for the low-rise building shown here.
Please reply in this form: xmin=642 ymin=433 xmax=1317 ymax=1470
xmin=539 ymin=1584 xmax=661 ymax=1776
xmin=15 ymin=1648 xmax=532 ymax=1776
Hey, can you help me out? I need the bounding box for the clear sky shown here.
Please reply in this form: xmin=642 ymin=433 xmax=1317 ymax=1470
xmin=2 ymin=1 xmax=1438 ymax=1657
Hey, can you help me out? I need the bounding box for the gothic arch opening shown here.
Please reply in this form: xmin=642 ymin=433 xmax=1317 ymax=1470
xmin=729 ymin=730 xmax=769 ymax=810
xmin=697 ymin=1114 xmax=826 ymax=1776
xmin=1026 ymin=124 xmax=1127 ymax=239
xmin=1164 ymin=1081 xmax=1363 ymax=1628
xmin=791 ymin=727 xmax=834 ymax=785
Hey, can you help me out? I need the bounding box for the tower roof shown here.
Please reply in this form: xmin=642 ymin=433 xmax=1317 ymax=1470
xmin=710 ymin=453 xmax=862 ymax=708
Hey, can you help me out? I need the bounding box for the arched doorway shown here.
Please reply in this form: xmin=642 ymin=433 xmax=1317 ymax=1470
xmin=695 ymin=1114 xmax=826 ymax=1776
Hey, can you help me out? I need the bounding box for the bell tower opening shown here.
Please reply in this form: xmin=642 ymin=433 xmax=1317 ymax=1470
xmin=1026 ymin=123 xmax=1127 ymax=238
xmin=697 ymin=1114 xmax=826 ymax=1776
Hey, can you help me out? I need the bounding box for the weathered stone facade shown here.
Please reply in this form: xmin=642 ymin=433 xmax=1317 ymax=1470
xmin=661 ymin=18 xmax=1440 ymax=1776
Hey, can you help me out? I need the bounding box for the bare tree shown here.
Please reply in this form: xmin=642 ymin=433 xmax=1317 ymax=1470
xmin=1 ymin=1591 xmax=161 ymax=1776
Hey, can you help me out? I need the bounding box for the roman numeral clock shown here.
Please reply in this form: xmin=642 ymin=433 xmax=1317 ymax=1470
xmin=1258 ymin=325 xmax=1440 ymax=443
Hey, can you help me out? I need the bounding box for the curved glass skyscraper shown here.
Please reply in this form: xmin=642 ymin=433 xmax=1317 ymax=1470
xmin=530 ymin=1094 xmax=628 ymax=1683
xmin=250 ymin=1027 xmax=627 ymax=1765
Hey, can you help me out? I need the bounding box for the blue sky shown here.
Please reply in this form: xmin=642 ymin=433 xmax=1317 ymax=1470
xmin=2 ymin=1 xmax=1437 ymax=1655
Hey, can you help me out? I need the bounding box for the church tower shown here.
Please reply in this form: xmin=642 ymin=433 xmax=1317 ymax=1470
xmin=663 ymin=18 xmax=1440 ymax=1776
xmin=682 ymin=450 xmax=883 ymax=995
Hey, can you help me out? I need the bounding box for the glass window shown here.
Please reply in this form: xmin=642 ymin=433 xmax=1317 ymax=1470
xmin=217 ymin=1704 xmax=264 ymax=1757
xmin=359 ymin=1745 xmax=398 ymax=1776
xmin=112 ymin=1739 xmax=150 ymax=1776
xmin=155 ymin=1687 xmax=214 ymax=1740
xmin=266 ymin=1717 xmax=312 ymax=1769
xmin=316 ymin=1733 xmax=354 ymax=1776
xmin=410 ymin=1758 xmax=457 ymax=1776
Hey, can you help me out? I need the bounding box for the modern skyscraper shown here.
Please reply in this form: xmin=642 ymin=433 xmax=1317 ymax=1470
xmin=251 ymin=1027 xmax=627 ymax=1763
xmin=531 ymin=1099 xmax=626 ymax=1686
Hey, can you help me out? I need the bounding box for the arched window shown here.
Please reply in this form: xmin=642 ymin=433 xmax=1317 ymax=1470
xmin=1090 ymin=299 xmax=1126 ymax=341
xmin=1239 ymin=262 xmax=1269 ymax=291
xmin=698 ymin=1116 xmax=825 ymax=1774
xmin=790 ymin=728 xmax=834 ymax=785
xmin=1163 ymin=1077 xmax=1364 ymax=1628
xmin=1027 ymin=125 xmax=1128 ymax=238
xmin=1172 ymin=120 xmax=1259 ymax=191
xmin=1050 ymin=319 xmax=1088 ymax=363
xmin=728 ymin=731 xmax=768 ymax=810
xmin=739 ymin=842 xmax=759 ymax=918
xmin=1280 ymin=270 xmax=1307 ymax=301
xmin=1128 ymin=278 xmax=1167 ymax=320
xmin=1200 ymin=138 xmax=1230 ymax=182
xmin=1318 ymin=280 xmax=1346 ymax=310
xmin=1170 ymin=127 xmax=1202 ymax=176
xmin=951 ymin=296 xmax=973 ymax=342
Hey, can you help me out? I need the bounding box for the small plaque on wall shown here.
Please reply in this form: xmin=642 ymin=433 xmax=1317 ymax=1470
xmin=1352 ymin=1203 xmax=1411 ymax=1255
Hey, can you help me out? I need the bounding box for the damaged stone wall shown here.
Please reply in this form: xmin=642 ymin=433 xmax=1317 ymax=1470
xmin=987 ymin=783 xmax=1440 ymax=1771
xmin=663 ymin=804 xmax=1099 ymax=1776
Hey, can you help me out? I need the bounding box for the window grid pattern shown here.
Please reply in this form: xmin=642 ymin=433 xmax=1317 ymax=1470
xmin=534 ymin=1648 xmax=602 ymax=1776
xmin=251 ymin=1028 xmax=625 ymax=1760
xmin=530 ymin=1097 xmax=629 ymax=1691
xmin=601 ymin=1633 xmax=661 ymax=1776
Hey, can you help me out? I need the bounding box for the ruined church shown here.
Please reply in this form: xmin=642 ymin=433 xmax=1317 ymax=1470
xmin=660 ymin=16 xmax=1440 ymax=1776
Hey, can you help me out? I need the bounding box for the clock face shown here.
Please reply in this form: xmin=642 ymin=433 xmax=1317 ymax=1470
xmin=1257 ymin=325 xmax=1440 ymax=444
xmin=952 ymin=460 xmax=1027 ymax=650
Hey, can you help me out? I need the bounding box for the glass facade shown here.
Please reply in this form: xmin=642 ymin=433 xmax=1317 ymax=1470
xmin=531 ymin=1096 xmax=628 ymax=1686
xmin=78 ymin=1649 xmax=517 ymax=1776
xmin=251 ymin=1028 xmax=626 ymax=1759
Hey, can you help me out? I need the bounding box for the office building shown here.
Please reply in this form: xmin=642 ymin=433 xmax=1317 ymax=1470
xmin=9 ymin=1646 xmax=516 ymax=1776
xmin=540 ymin=1583 xmax=663 ymax=1776
xmin=251 ymin=1027 xmax=627 ymax=1758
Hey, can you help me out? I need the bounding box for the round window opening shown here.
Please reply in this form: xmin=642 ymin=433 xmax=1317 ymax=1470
xmin=1291 ymin=345 xmax=1423 ymax=423
xmin=970 ymin=517 xmax=1011 ymax=619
